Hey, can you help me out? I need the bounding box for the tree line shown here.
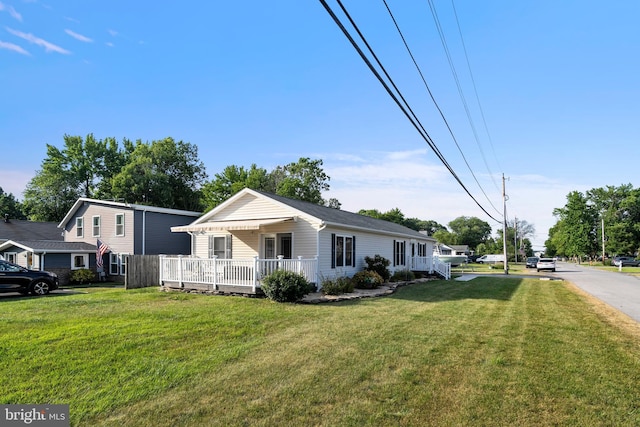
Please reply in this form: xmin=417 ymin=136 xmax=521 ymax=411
xmin=1 ymin=134 xmax=536 ymax=258
xmin=546 ymin=184 xmax=640 ymax=260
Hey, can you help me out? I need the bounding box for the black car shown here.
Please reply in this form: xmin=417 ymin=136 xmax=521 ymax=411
xmin=526 ymin=257 xmax=539 ymax=268
xmin=0 ymin=260 xmax=59 ymax=295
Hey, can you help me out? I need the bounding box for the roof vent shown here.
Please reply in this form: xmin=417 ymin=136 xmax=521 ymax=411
xmin=4 ymin=214 xmax=8 ymax=223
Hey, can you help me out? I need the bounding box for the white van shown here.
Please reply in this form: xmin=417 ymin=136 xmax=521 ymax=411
xmin=476 ymin=254 xmax=505 ymax=264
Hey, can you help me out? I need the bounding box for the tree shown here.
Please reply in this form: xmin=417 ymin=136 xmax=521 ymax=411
xmin=447 ymin=216 xmax=492 ymax=250
xmin=22 ymin=134 xmax=110 ymax=221
xmin=551 ymin=191 xmax=598 ymax=261
xmin=201 ymin=164 xmax=270 ymax=211
xmin=200 ymin=157 xmax=335 ymax=210
xmin=0 ymin=187 xmax=26 ymax=219
xmin=433 ymin=229 xmax=456 ymax=245
xmin=111 ymin=138 xmax=207 ymax=211
xmin=270 ymin=157 xmax=330 ymax=205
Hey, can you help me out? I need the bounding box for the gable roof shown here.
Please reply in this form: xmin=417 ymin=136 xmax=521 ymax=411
xmin=0 ymin=239 xmax=96 ymax=253
xmin=58 ymin=198 xmax=202 ymax=229
xmin=0 ymin=219 xmax=62 ymax=242
xmin=184 ymin=189 xmax=435 ymax=241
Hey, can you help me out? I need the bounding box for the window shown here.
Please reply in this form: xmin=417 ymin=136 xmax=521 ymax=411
xmin=4 ymin=252 xmax=17 ymax=264
xmin=110 ymin=253 xmax=119 ymax=275
xmin=115 ymin=213 xmax=125 ymax=236
xmin=394 ymin=240 xmax=406 ymax=266
xmin=71 ymin=253 xmax=88 ymax=270
xmin=92 ymin=216 xmax=101 ymax=237
xmin=331 ymin=234 xmax=355 ymax=268
xmin=417 ymin=243 xmax=427 ymax=257
xmin=263 ymin=233 xmax=292 ymax=259
xmin=76 ymin=217 xmax=84 ymax=237
xmin=264 ymin=236 xmax=276 ymax=259
xmin=120 ymin=254 xmax=129 ymax=275
xmin=208 ymin=235 xmax=232 ymax=259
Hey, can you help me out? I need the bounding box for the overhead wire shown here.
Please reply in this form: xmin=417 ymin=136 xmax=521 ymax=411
xmin=449 ymin=0 xmax=503 ymax=180
xmin=426 ymin=0 xmax=501 ymax=194
xmin=381 ymin=0 xmax=502 ymax=217
xmin=318 ymin=0 xmax=500 ymax=223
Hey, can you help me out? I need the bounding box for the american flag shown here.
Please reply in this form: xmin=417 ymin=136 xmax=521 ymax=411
xmin=96 ymin=239 xmax=109 ymax=268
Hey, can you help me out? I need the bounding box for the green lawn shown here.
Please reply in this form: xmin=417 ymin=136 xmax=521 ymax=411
xmin=2 ymin=278 xmax=640 ymax=426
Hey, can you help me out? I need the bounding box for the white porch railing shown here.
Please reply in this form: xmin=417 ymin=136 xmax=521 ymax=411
xmin=159 ymin=255 xmax=318 ymax=293
xmin=410 ymin=255 xmax=434 ymax=272
xmin=433 ymin=258 xmax=451 ymax=280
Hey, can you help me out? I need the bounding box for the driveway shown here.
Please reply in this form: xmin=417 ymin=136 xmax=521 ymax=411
xmin=553 ymin=262 xmax=640 ymax=323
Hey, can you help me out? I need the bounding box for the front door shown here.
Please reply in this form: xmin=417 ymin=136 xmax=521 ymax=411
xmin=262 ymin=233 xmax=292 ymax=259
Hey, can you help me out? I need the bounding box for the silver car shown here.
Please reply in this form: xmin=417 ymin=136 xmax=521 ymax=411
xmin=536 ymin=258 xmax=556 ymax=272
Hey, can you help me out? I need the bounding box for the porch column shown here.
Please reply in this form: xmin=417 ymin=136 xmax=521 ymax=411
xmin=252 ymin=256 xmax=258 ymax=293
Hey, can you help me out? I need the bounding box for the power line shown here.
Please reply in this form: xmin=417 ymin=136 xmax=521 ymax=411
xmin=318 ymin=0 xmax=500 ymax=223
xmin=450 ymin=0 xmax=503 ymax=178
xmin=381 ymin=0 xmax=502 ymax=217
xmin=427 ymin=0 xmax=501 ymax=193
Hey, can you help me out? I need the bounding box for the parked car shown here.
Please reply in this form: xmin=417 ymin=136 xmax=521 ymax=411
xmin=526 ymin=257 xmax=539 ymax=268
xmin=536 ymin=257 xmax=556 ymax=272
xmin=612 ymin=256 xmax=640 ymax=267
xmin=0 ymin=260 xmax=59 ymax=295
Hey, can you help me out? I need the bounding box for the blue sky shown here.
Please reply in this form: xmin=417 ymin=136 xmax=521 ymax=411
xmin=1 ymin=1 xmax=639 ymax=250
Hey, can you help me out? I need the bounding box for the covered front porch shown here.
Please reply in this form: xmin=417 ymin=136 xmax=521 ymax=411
xmin=160 ymin=254 xmax=451 ymax=295
xmin=159 ymin=255 xmax=319 ymax=294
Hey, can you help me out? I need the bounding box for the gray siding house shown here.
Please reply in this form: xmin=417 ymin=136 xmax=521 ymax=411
xmin=58 ymin=198 xmax=201 ymax=279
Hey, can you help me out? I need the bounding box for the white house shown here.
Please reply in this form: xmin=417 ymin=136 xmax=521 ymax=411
xmin=163 ymin=189 xmax=444 ymax=293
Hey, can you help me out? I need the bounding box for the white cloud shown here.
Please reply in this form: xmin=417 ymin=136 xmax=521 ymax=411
xmin=107 ymin=29 xmax=118 ymax=37
xmin=0 ymin=2 xmax=22 ymax=22
xmin=0 ymin=39 xmax=30 ymax=55
xmin=322 ymin=150 xmax=578 ymax=249
xmin=64 ymin=29 xmax=93 ymax=43
xmin=5 ymin=27 xmax=71 ymax=54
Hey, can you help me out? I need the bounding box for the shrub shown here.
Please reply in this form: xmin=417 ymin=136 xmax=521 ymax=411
xmin=261 ymin=270 xmax=313 ymax=303
xmin=321 ymin=276 xmax=354 ymax=295
xmin=70 ymin=268 xmax=96 ymax=284
xmin=352 ymin=270 xmax=383 ymax=289
xmin=364 ymin=255 xmax=390 ymax=281
xmin=390 ymin=269 xmax=415 ymax=282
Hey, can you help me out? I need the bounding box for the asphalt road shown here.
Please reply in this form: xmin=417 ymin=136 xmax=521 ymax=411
xmin=554 ymin=261 xmax=640 ymax=323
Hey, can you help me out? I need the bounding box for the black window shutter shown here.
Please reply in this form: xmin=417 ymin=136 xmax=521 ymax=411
xmin=393 ymin=240 xmax=396 ymax=266
xmin=331 ymin=233 xmax=336 ymax=269
xmin=352 ymin=235 xmax=356 ymax=267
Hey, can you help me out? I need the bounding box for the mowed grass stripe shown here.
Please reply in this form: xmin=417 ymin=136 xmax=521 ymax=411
xmin=2 ymin=279 xmax=640 ymax=426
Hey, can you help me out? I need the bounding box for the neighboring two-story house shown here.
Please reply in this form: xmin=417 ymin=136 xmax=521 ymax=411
xmin=57 ymin=198 xmax=201 ymax=280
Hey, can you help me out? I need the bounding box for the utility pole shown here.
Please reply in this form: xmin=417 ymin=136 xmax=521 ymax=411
xmin=602 ymin=217 xmax=605 ymax=263
xmin=502 ymin=174 xmax=509 ymax=275
xmin=514 ymin=216 xmax=518 ymax=263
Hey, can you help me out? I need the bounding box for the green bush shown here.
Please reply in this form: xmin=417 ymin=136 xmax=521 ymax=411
xmin=364 ymin=255 xmax=390 ymax=281
xmin=352 ymin=270 xmax=384 ymax=289
xmin=261 ymin=270 xmax=313 ymax=303
xmin=70 ymin=268 xmax=96 ymax=284
xmin=321 ymin=276 xmax=354 ymax=295
xmin=390 ymin=269 xmax=415 ymax=282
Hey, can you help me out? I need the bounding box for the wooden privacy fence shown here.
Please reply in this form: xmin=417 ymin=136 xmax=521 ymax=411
xmin=125 ymin=255 xmax=160 ymax=289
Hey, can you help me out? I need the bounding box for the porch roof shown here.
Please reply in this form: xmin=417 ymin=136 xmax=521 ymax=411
xmin=171 ymin=217 xmax=294 ymax=233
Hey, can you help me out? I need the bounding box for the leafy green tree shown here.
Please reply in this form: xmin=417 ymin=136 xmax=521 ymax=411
xmin=447 ymin=216 xmax=492 ymax=250
xmin=433 ymin=229 xmax=456 ymax=245
xmin=0 ymin=187 xmax=26 ymax=219
xmin=200 ymin=157 xmax=335 ymax=209
xmin=23 ymin=134 xmax=110 ymax=221
xmin=201 ymin=164 xmax=270 ymax=211
xmin=111 ymin=138 xmax=207 ymax=211
xmin=270 ymin=157 xmax=330 ymax=205
xmin=587 ymin=184 xmax=640 ymax=256
xmin=551 ymin=191 xmax=598 ymax=261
